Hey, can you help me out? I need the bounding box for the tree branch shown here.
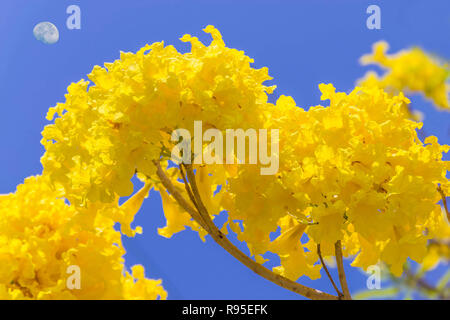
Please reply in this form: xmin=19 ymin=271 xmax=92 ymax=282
xmin=317 ymin=244 xmax=343 ymax=298
xmin=437 ymin=185 xmax=449 ymax=222
xmin=154 ymin=161 xmax=338 ymax=300
xmin=152 ymin=161 xmax=209 ymax=232
xmin=335 ymin=240 xmax=352 ymax=300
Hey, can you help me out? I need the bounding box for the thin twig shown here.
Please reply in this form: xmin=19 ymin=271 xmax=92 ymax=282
xmin=182 ymin=164 xmax=219 ymax=236
xmin=335 ymin=240 xmax=352 ymax=300
xmin=154 ymin=161 xmax=338 ymax=300
xmin=317 ymin=244 xmax=343 ymax=298
xmin=152 ymin=160 xmax=209 ymax=232
xmin=437 ymin=185 xmax=450 ymax=222
xmin=179 ymin=164 xmax=211 ymax=231
xmin=179 ymin=165 xmax=197 ymax=207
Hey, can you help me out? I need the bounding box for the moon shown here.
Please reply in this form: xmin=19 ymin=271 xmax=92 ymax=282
xmin=33 ymin=22 xmax=59 ymax=45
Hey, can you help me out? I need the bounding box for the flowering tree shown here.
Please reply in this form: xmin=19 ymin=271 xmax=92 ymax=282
xmin=1 ymin=26 xmax=448 ymax=300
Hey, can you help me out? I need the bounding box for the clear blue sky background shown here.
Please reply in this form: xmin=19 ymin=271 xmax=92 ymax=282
xmin=0 ymin=0 xmax=449 ymax=299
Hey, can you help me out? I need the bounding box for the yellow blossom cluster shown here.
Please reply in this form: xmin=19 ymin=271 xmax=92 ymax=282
xmin=0 ymin=176 xmax=166 ymax=300
xmin=214 ymin=84 xmax=449 ymax=278
xmin=40 ymin=26 xmax=449 ymax=284
xmin=358 ymin=41 xmax=449 ymax=110
xmin=41 ymin=25 xmax=274 ymax=206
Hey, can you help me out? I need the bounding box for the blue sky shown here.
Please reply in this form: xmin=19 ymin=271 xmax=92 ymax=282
xmin=0 ymin=0 xmax=449 ymax=299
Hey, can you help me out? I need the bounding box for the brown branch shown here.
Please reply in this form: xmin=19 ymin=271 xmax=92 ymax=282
xmin=152 ymin=160 xmax=209 ymax=232
xmin=437 ymin=185 xmax=450 ymax=222
xmin=182 ymin=164 xmax=220 ymax=237
xmin=179 ymin=164 xmax=211 ymax=231
xmin=317 ymin=244 xmax=343 ymax=298
xmin=154 ymin=161 xmax=338 ymax=300
xmin=179 ymin=165 xmax=197 ymax=208
xmin=335 ymin=240 xmax=352 ymax=300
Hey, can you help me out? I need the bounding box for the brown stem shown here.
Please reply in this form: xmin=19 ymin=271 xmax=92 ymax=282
xmin=317 ymin=244 xmax=343 ymax=298
xmin=153 ymin=161 xmax=209 ymax=232
xmin=154 ymin=161 xmax=338 ymax=300
xmin=179 ymin=164 xmax=211 ymax=231
xmin=335 ymin=240 xmax=352 ymax=300
xmin=437 ymin=185 xmax=450 ymax=222
xmin=182 ymin=164 xmax=220 ymax=237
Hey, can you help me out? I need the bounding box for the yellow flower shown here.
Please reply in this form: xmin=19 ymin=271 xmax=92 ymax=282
xmin=40 ymin=26 xmax=449 ymax=280
xmin=358 ymin=41 xmax=450 ymax=110
xmin=41 ymin=26 xmax=275 ymax=206
xmin=0 ymin=176 xmax=166 ymax=300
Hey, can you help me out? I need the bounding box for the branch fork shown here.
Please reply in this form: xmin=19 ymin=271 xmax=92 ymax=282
xmin=153 ymin=160 xmax=343 ymax=300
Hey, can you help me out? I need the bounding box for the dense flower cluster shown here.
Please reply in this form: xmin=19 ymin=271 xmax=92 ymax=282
xmin=40 ymin=26 xmax=449 ymax=284
xmin=214 ymin=84 xmax=449 ymax=278
xmin=41 ymin=25 xmax=274 ymax=206
xmin=0 ymin=176 xmax=166 ymax=299
xmin=358 ymin=41 xmax=449 ymax=110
